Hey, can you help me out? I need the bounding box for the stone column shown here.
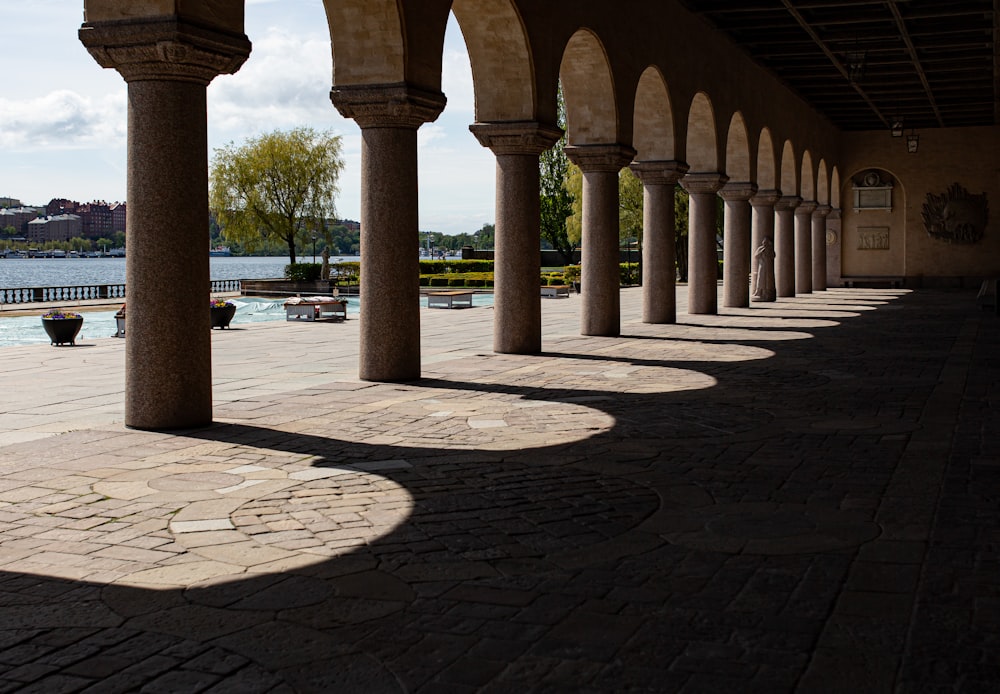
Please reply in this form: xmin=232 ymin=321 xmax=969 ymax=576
xmin=331 ymin=85 xmax=446 ymax=381
xmin=750 ymin=190 xmax=781 ymax=302
xmin=565 ymin=144 xmax=636 ymax=336
xmin=80 ymin=19 xmax=250 ymax=430
xmin=812 ymin=204 xmax=831 ymax=291
xmin=795 ymin=200 xmax=817 ymax=294
xmin=719 ymin=182 xmax=757 ymax=308
xmin=470 ymin=122 xmax=562 ymax=354
xmin=629 ymin=161 xmax=688 ymax=323
xmin=680 ymin=173 xmax=728 ymax=315
xmin=774 ymin=196 xmax=801 ymax=298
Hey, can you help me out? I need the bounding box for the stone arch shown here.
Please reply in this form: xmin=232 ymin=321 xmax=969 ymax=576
xmin=632 ymin=66 xmax=675 ymax=160
xmin=560 ymin=29 xmax=618 ymax=144
xmin=756 ymin=128 xmax=777 ymax=190
xmin=724 ymin=112 xmax=751 ymax=181
xmin=831 ymin=167 xmax=841 ymax=208
xmin=685 ymin=92 xmax=717 ymax=171
xmin=779 ymin=140 xmax=798 ymax=195
xmin=800 ymin=151 xmax=815 ymax=201
xmin=323 ymin=0 xmax=405 ymax=85
xmin=816 ymin=160 xmax=829 ymax=205
xmin=451 ymin=0 xmax=534 ymax=121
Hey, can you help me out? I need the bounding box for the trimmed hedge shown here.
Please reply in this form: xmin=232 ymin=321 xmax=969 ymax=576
xmin=418 ymin=259 xmax=494 ymax=274
xmin=284 ymin=263 xmax=322 ymax=282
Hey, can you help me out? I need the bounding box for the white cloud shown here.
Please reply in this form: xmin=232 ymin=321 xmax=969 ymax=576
xmin=0 ymin=90 xmax=125 ymax=150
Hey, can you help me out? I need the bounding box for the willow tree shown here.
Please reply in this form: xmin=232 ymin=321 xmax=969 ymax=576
xmin=210 ymin=127 xmax=344 ymax=263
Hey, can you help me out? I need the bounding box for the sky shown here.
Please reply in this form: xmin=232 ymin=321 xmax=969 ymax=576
xmin=0 ymin=1 xmax=497 ymax=236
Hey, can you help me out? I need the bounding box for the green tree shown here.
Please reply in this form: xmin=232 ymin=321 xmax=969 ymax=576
xmin=473 ymin=223 xmax=495 ymax=249
xmin=539 ymin=85 xmax=575 ymax=262
xmin=209 ymin=127 xmax=344 ymax=264
xmin=675 ymin=185 xmax=690 ymax=282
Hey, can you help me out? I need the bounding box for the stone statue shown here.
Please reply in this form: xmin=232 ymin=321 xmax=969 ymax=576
xmin=320 ymin=246 xmax=331 ymax=280
xmin=751 ymin=237 xmax=776 ymax=302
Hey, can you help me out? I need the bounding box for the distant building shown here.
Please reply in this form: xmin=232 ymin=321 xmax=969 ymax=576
xmin=110 ymin=202 xmax=126 ymax=233
xmin=42 ymin=198 xmax=127 ymax=237
xmin=0 ymin=207 xmax=41 ymax=234
xmin=27 ymin=214 xmax=82 ymax=243
xmin=337 ymin=219 xmax=361 ymax=232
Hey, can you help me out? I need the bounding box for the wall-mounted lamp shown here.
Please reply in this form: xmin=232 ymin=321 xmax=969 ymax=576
xmin=890 ymin=120 xmax=904 ymax=137
xmin=906 ymin=131 xmax=919 ymax=154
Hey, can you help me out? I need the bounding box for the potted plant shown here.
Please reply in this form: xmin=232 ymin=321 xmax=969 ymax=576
xmin=41 ymin=309 xmax=84 ymax=346
xmin=210 ymin=298 xmax=237 ymax=329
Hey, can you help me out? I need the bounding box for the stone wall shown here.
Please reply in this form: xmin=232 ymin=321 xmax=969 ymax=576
xmin=838 ymin=126 xmax=998 ymax=286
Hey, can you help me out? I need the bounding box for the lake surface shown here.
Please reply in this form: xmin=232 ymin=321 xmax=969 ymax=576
xmin=0 ymin=292 xmax=494 ymax=348
xmin=0 ymin=256 xmax=362 ymax=289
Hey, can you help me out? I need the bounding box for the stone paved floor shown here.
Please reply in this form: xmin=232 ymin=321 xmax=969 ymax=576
xmin=0 ymin=286 xmax=996 ymax=693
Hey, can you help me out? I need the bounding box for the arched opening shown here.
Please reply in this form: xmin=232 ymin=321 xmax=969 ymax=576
xmin=756 ymin=128 xmax=777 ymax=191
xmin=560 ymin=30 xmax=618 ymax=144
xmin=800 ymin=151 xmax=815 ymax=202
xmin=685 ymin=92 xmax=717 ymax=171
xmin=452 ymin=0 xmax=535 ymax=122
xmin=323 ymin=0 xmax=405 ymax=85
xmin=817 ymin=161 xmax=829 ymax=206
xmin=724 ymin=112 xmax=751 ymax=182
xmin=632 ymin=67 xmax=674 ymax=160
xmin=779 ymin=140 xmax=798 ymax=196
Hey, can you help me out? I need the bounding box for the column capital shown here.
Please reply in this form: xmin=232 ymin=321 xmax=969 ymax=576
xmin=629 ymin=160 xmax=689 ymax=186
xmin=775 ymin=195 xmax=802 ymax=212
xmin=751 ymin=189 xmax=782 ymax=207
xmin=79 ymin=18 xmax=251 ymax=85
xmin=564 ymin=144 xmax=636 ymax=172
xmin=813 ymin=204 xmax=832 ymax=219
xmin=827 ymin=207 xmax=842 ymax=220
xmin=719 ymin=181 xmax=758 ymax=202
xmin=330 ymin=83 xmax=447 ymax=129
xmin=680 ymin=172 xmax=728 ymax=195
xmin=469 ymin=121 xmax=563 ymax=156
xmin=796 ymin=200 xmax=818 ymax=216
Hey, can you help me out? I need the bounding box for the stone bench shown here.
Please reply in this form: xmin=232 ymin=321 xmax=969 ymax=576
xmin=843 ymin=276 xmax=904 ymax=289
xmin=427 ymin=290 xmax=474 ymax=309
xmin=541 ymin=285 xmax=570 ymax=298
xmin=284 ymin=298 xmax=348 ymax=322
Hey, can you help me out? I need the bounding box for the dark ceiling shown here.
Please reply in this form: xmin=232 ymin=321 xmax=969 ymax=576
xmin=677 ymin=0 xmax=998 ymax=133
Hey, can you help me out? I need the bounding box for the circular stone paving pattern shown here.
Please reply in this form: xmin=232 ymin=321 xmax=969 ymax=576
xmin=231 ymin=459 xmax=661 ymax=565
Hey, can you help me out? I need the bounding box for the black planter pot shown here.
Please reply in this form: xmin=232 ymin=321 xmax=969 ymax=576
xmin=210 ymin=304 xmax=237 ymax=329
xmin=42 ymin=317 xmax=84 ymax=346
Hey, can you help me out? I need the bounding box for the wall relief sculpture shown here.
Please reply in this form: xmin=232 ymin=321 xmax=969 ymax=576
xmin=921 ymin=183 xmax=989 ymax=244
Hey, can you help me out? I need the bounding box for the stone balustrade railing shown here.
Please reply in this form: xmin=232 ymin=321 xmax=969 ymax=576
xmin=0 ymin=279 xmax=242 ymax=305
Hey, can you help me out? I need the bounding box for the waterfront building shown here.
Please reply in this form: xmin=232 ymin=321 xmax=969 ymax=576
xmin=0 ymin=206 xmax=40 ymax=234
xmin=26 ymin=213 xmax=82 ymax=243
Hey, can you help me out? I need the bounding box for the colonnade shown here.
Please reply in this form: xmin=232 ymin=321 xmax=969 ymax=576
xmin=79 ymin=19 xmax=838 ymax=431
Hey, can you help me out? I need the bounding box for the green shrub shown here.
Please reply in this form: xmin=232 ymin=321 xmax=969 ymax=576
xmin=448 ymin=277 xmax=466 ymax=287
xmin=419 ymin=276 xmax=429 ymax=286
xmin=429 ymin=276 xmax=450 ymax=287
xmin=419 ymin=259 xmax=494 ymax=274
xmin=563 ymin=265 xmax=581 ymax=283
xmin=285 ymin=263 xmax=322 ymax=282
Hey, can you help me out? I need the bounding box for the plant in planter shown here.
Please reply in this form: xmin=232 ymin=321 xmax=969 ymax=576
xmin=41 ymin=309 xmax=84 ymax=346
xmin=210 ymin=299 xmax=237 ymax=329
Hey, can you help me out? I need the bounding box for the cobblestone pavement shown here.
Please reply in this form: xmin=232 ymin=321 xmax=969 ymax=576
xmin=0 ymin=286 xmax=996 ymax=693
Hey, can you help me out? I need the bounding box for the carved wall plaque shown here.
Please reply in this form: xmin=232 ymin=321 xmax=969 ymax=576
xmin=852 ymin=170 xmax=893 ymax=211
xmin=857 ymin=227 xmax=889 ymax=250
xmin=921 ymin=183 xmax=989 ymax=244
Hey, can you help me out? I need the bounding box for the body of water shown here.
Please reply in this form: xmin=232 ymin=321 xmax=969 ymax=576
xmin=0 ymin=256 xmax=363 ymax=289
xmin=0 ymin=292 xmax=494 ymax=348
